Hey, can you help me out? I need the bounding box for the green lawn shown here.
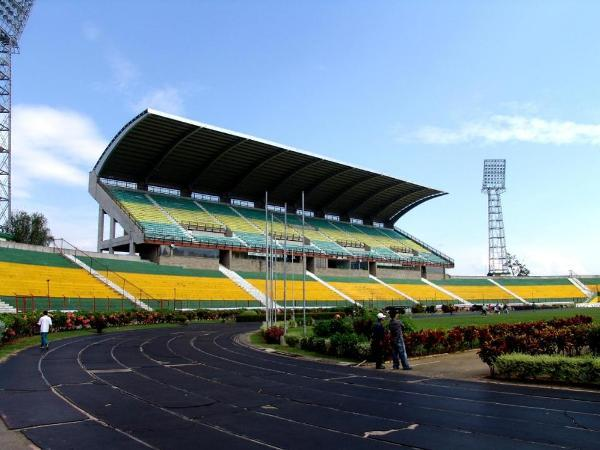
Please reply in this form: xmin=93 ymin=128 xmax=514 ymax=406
xmin=410 ymin=308 xmax=600 ymax=331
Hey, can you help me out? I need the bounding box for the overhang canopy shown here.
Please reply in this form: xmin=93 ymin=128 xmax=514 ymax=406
xmin=93 ymin=110 xmax=446 ymax=223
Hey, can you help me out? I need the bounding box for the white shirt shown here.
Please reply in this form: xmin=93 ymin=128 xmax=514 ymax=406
xmin=38 ymin=315 xmax=52 ymax=333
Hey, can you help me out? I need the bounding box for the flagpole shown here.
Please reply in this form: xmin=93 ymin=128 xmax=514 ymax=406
xmin=264 ymin=191 xmax=270 ymax=327
xmin=302 ymin=190 xmax=306 ymax=336
xmin=283 ymin=203 xmax=288 ymax=333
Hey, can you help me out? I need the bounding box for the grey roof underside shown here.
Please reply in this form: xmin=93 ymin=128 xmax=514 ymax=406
xmin=93 ymin=110 xmax=446 ymax=223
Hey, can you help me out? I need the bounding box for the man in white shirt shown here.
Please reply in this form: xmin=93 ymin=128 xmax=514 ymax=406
xmin=37 ymin=311 xmax=52 ymax=350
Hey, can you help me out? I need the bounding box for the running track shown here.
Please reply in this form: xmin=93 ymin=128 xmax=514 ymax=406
xmin=1 ymin=323 xmax=599 ymax=449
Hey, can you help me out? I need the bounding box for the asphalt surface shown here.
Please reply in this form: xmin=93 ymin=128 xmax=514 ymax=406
xmin=1 ymin=323 xmax=600 ymax=449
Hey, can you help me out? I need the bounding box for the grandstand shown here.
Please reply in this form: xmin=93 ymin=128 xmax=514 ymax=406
xmin=1 ymin=109 xmax=595 ymax=313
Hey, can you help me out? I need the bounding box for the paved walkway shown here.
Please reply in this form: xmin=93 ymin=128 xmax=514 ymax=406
xmin=1 ymin=324 xmax=600 ymax=449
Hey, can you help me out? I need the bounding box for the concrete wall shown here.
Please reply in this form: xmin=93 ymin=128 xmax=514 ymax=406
xmin=376 ymin=266 xmax=421 ymax=280
xmin=0 ymin=241 xmax=141 ymax=261
xmin=313 ymin=267 xmax=370 ymax=278
xmin=159 ymin=254 xmax=219 ymax=270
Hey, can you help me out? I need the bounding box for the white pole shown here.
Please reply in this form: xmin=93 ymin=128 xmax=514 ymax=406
xmin=271 ymin=212 xmax=276 ymax=325
xmin=265 ymin=191 xmax=270 ymax=327
xmin=302 ymin=191 xmax=306 ymax=336
xmin=283 ymin=203 xmax=288 ymax=332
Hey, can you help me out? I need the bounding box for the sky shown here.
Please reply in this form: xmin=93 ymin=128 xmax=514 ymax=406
xmin=10 ymin=0 xmax=600 ymax=276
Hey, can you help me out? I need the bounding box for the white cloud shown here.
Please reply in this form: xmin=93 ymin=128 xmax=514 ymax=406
xmin=12 ymin=105 xmax=107 ymax=197
xmin=133 ymin=86 xmax=184 ymax=115
xmin=412 ymin=114 xmax=600 ymax=146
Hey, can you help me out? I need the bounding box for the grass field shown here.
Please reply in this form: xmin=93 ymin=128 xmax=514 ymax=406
xmin=410 ymin=308 xmax=600 ymax=331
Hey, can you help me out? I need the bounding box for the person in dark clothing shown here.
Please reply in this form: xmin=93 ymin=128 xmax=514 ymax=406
xmin=371 ymin=312 xmax=386 ymax=369
xmin=389 ymin=309 xmax=411 ymax=370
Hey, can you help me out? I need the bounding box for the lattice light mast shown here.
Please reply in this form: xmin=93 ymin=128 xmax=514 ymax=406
xmin=0 ymin=0 xmax=34 ymax=230
xmin=482 ymin=159 xmax=510 ymax=276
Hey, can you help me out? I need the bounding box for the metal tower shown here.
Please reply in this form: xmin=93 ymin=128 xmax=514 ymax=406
xmin=0 ymin=0 xmax=34 ymax=231
xmin=482 ymin=159 xmax=509 ymax=276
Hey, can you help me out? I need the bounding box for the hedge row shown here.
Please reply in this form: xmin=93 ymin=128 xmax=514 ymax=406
xmin=477 ymin=315 xmax=599 ymax=372
xmin=495 ymin=353 xmax=600 ymax=385
xmin=0 ymin=309 xmax=241 ymax=343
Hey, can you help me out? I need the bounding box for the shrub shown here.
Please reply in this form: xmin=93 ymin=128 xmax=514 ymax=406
xmin=263 ymin=326 xmax=285 ymax=344
xmin=495 ymin=353 xmax=600 ymax=385
xmin=329 ymin=332 xmax=362 ymax=358
xmin=588 ymin=326 xmax=600 ymax=356
xmin=425 ymin=305 xmax=436 ymax=314
xmin=313 ymin=318 xmax=354 ymax=338
xmin=411 ymin=304 xmax=425 ymax=314
xmin=236 ymin=310 xmax=262 ymax=322
xmin=284 ymin=335 xmax=299 ymax=348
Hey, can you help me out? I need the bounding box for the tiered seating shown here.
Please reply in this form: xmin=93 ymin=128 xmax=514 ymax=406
xmin=319 ymin=275 xmax=413 ymax=307
xmin=0 ymin=247 xmax=122 ymax=311
xmin=380 ymin=278 xmax=454 ymax=304
xmin=78 ymin=256 xmax=258 ymax=309
xmin=579 ymin=277 xmax=600 ymax=297
xmin=105 ymin=186 xmax=451 ymax=265
xmin=150 ymin=193 xmax=219 ymax=227
xmin=110 ymin=188 xmax=189 ymax=240
xmin=238 ymin=271 xmax=349 ymax=307
xmin=496 ymin=278 xmax=587 ymax=303
xmin=433 ymin=279 xmax=514 ymax=303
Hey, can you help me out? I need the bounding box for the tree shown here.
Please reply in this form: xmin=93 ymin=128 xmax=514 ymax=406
xmin=7 ymin=211 xmax=53 ymax=246
xmin=506 ymin=252 xmax=530 ymax=277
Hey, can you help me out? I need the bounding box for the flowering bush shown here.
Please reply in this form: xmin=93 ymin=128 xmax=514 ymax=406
xmin=263 ymin=326 xmax=285 ymax=344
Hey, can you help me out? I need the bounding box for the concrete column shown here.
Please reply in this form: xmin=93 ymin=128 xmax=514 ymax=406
xmin=219 ymin=249 xmax=232 ymax=268
xmin=369 ymin=261 xmax=377 ymax=277
xmin=97 ymin=207 xmax=105 ymax=252
xmin=129 ymin=236 xmax=135 ymax=256
xmin=109 ymin=217 xmax=116 ymax=254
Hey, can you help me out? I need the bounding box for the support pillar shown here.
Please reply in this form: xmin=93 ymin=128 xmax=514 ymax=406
xmin=129 ymin=236 xmax=135 ymax=256
xmin=97 ymin=207 xmax=105 ymax=252
xmin=109 ymin=217 xmax=116 ymax=254
xmin=369 ymin=261 xmax=377 ymax=277
xmin=219 ymin=249 xmax=232 ymax=268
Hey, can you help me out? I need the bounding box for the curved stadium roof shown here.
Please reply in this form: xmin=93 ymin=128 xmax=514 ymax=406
xmin=93 ymin=109 xmax=446 ymax=224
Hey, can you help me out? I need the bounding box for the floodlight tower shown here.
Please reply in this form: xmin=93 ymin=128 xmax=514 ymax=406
xmin=482 ymin=159 xmax=510 ymax=276
xmin=0 ymin=0 xmax=34 ymax=231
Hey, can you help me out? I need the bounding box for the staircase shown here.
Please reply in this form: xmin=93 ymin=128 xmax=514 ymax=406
xmin=146 ymin=194 xmax=194 ymax=240
xmin=0 ymin=299 xmax=16 ymax=313
xmin=487 ymin=278 xmax=530 ymax=305
xmin=64 ymin=254 xmax=152 ymax=311
xmin=569 ymin=277 xmax=594 ymax=299
xmin=218 ymin=265 xmax=273 ymax=308
xmin=305 ymin=271 xmax=359 ymax=306
xmin=369 ymin=275 xmax=418 ymax=304
xmin=422 ymin=278 xmax=472 ymax=306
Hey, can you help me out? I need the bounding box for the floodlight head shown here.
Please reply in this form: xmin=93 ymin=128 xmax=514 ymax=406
xmin=482 ymin=159 xmax=506 ymax=192
xmin=0 ymin=0 xmax=33 ymax=49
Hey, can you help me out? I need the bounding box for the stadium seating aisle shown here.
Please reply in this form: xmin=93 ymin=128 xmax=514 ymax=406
xmin=317 ymin=275 xmax=413 ymax=307
xmin=380 ymin=278 xmax=454 ymax=303
xmin=237 ymin=271 xmax=349 ymax=307
xmin=0 ymin=247 xmax=122 ymax=310
xmin=433 ymin=278 xmax=514 ymax=303
xmin=110 ymin=188 xmax=190 ymax=240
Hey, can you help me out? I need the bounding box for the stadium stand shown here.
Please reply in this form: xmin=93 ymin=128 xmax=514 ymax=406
xmin=318 ymin=275 xmax=414 ymax=308
xmin=432 ymin=278 xmax=515 ymax=303
xmin=579 ymin=277 xmax=600 ymax=296
xmin=110 ymin=188 xmax=190 ymax=241
xmin=77 ymin=256 xmax=258 ymax=309
xmin=379 ymin=278 xmax=455 ymax=304
xmin=495 ymin=278 xmax=588 ymax=303
xmin=237 ymin=271 xmax=349 ymax=307
xmin=0 ymin=247 xmax=122 ymax=311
